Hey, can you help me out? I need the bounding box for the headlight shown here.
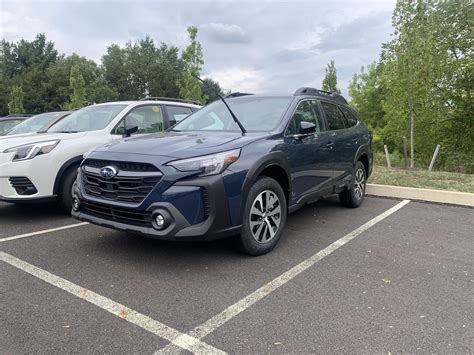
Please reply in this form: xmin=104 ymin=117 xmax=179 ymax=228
xmin=3 ymin=140 xmax=59 ymax=162
xmin=167 ymin=149 xmax=240 ymax=176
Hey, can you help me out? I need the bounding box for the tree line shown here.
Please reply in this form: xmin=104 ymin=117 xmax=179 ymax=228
xmin=0 ymin=27 xmax=224 ymax=116
xmin=348 ymin=0 xmax=472 ymax=173
xmin=1 ymin=1 xmax=472 ymax=173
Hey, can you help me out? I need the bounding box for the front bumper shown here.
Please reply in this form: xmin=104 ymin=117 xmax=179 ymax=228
xmin=71 ymin=173 xmax=242 ymax=241
xmin=0 ymin=152 xmax=60 ymax=202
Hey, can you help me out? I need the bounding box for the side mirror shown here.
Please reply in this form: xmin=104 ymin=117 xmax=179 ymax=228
xmin=291 ymin=121 xmax=316 ymax=140
xmin=116 ymin=125 xmax=139 ymax=137
xmin=299 ymin=121 xmax=316 ymax=135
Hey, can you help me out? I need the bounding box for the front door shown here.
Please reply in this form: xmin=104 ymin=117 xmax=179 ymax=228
xmin=282 ymin=99 xmax=333 ymax=204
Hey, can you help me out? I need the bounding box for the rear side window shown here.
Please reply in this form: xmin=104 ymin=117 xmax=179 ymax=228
xmin=166 ymin=105 xmax=193 ymax=126
xmin=114 ymin=105 xmax=164 ymax=134
xmin=287 ymin=100 xmax=324 ymax=135
xmin=339 ymin=106 xmax=359 ymax=127
xmin=320 ymin=102 xmax=347 ymax=130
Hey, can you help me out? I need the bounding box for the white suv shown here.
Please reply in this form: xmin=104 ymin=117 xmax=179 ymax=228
xmin=0 ymin=98 xmax=201 ymax=210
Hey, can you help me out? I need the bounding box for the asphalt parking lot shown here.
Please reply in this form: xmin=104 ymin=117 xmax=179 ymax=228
xmin=1 ymin=196 xmax=473 ymax=354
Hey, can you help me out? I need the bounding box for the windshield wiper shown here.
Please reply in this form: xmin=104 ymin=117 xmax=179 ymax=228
xmin=194 ymin=75 xmax=247 ymax=135
xmin=55 ymin=130 xmax=79 ymax=133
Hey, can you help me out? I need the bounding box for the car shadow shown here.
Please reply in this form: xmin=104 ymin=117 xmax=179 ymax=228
xmin=0 ymin=201 xmax=70 ymax=223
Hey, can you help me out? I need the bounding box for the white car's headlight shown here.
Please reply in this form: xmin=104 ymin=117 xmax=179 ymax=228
xmin=3 ymin=140 xmax=60 ymax=162
xmin=167 ymin=149 xmax=240 ymax=176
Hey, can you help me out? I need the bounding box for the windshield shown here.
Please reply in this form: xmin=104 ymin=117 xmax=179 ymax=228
xmin=48 ymin=104 xmax=127 ymax=133
xmin=172 ymin=96 xmax=292 ymax=132
xmin=7 ymin=112 xmax=66 ymax=135
xmin=0 ymin=119 xmax=23 ymax=134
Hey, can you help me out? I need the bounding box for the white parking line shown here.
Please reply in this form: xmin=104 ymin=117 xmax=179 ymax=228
xmin=156 ymin=199 xmax=411 ymax=354
xmin=0 ymin=252 xmax=225 ymax=354
xmin=0 ymin=222 xmax=89 ymax=243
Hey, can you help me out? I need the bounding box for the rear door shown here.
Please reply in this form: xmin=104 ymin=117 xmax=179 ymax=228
xmin=319 ymin=101 xmax=353 ymax=180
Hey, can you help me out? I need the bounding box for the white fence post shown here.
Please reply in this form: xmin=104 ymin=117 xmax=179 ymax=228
xmin=384 ymin=144 xmax=391 ymax=168
xmin=428 ymin=144 xmax=441 ymax=172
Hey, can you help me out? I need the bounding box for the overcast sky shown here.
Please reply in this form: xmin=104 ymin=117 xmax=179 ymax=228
xmin=1 ymin=0 xmax=396 ymax=96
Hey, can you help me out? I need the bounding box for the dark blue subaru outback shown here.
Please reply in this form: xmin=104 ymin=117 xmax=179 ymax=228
xmin=72 ymin=88 xmax=372 ymax=255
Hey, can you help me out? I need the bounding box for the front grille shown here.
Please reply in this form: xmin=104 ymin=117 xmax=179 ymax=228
xmin=85 ymin=159 xmax=159 ymax=172
xmin=81 ymin=161 xmax=162 ymax=204
xmin=9 ymin=177 xmax=37 ymax=195
xmin=83 ymin=201 xmax=152 ymax=227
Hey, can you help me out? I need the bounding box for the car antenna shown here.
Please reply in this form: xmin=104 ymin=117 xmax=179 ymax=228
xmin=194 ymin=75 xmax=247 ymax=135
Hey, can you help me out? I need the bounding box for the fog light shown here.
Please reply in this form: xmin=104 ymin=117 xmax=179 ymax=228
xmin=72 ymin=196 xmax=81 ymax=212
xmin=155 ymin=214 xmax=165 ymax=228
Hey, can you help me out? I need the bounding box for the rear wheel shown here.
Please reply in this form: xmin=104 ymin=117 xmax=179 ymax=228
xmin=58 ymin=166 xmax=79 ymax=213
xmin=339 ymin=161 xmax=366 ymax=208
xmin=239 ymin=177 xmax=287 ymax=256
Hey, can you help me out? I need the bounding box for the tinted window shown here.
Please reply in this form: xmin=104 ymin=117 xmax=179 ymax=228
xmin=321 ymin=102 xmax=347 ymax=130
xmin=166 ymin=105 xmax=193 ymax=126
xmin=339 ymin=106 xmax=358 ymax=127
xmin=49 ymin=104 xmax=126 ymax=132
xmin=173 ymin=97 xmax=291 ymax=132
xmin=287 ymin=100 xmax=324 ymax=135
xmin=115 ymin=105 xmax=164 ymax=134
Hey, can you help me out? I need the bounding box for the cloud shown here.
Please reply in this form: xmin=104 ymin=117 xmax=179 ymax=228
xmin=205 ymin=68 xmax=266 ymax=92
xmin=0 ymin=0 xmax=396 ymax=97
xmin=200 ymin=23 xmax=251 ymax=44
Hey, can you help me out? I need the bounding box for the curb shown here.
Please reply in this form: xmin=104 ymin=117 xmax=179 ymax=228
xmin=366 ymin=184 xmax=474 ymax=207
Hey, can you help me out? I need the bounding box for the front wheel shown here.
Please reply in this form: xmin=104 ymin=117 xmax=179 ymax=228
xmin=339 ymin=161 xmax=366 ymax=208
xmin=58 ymin=166 xmax=79 ymax=213
xmin=239 ymin=177 xmax=287 ymax=256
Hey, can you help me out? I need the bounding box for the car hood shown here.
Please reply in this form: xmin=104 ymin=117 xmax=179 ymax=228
xmin=0 ymin=132 xmax=88 ymax=150
xmin=93 ymin=131 xmax=268 ymax=159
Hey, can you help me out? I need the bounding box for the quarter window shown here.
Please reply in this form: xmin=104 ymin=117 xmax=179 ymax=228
xmin=115 ymin=105 xmax=164 ymax=134
xmin=287 ymin=100 xmax=324 ymax=135
xmin=321 ymin=102 xmax=347 ymax=130
xmin=339 ymin=106 xmax=359 ymax=127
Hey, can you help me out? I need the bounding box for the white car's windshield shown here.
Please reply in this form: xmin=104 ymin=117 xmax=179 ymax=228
xmin=172 ymin=97 xmax=292 ymax=132
xmin=6 ymin=112 xmax=66 ymax=135
xmin=48 ymin=104 xmax=127 ymax=133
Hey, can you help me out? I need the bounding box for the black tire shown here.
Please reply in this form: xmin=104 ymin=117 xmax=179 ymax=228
xmin=58 ymin=165 xmax=79 ymax=213
xmin=239 ymin=176 xmax=287 ymax=256
xmin=339 ymin=160 xmax=366 ymax=208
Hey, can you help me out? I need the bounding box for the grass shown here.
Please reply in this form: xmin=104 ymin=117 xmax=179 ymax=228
xmin=369 ymin=165 xmax=474 ymax=193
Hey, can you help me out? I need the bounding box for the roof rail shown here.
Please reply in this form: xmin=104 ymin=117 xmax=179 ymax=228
xmin=294 ymin=87 xmax=347 ymax=104
xmin=224 ymin=92 xmax=254 ymax=99
xmin=139 ymin=96 xmax=202 ymax=106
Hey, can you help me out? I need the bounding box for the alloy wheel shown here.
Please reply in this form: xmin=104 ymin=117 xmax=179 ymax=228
xmin=249 ymin=190 xmax=281 ymax=243
xmin=354 ymin=168 xmax=365 ymax=200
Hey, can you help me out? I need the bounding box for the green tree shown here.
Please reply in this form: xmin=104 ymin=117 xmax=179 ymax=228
xmin=348 ymin=62 xmax=386 ymax=151
xmin=8 ymin=84 xmax=25 ymax=114
xmin=200 ymin=78 xmax=225 ymax=103
xmin=322 ymin=60 xmax=341 ymax=94
xmin=177 ymin=26 xmax=207 ymax=104
xmin=66 ymin=65 xmax=87 ymax=109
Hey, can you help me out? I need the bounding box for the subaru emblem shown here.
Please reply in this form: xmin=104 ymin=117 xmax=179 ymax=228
xmin=100 ymin=166 xmax=118 ymax=179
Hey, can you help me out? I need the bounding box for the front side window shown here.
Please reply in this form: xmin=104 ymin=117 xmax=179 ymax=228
xmin=286 ymin=100 xmax=324 ymax=135
xmin=113 ymin=105 xmax=164 ymax=134
xmin=172 ymin=97 xmax=292 ymax=132
xmin=49 ymin=104 xmax=127 ymax=133
xmin=166 ymin=105 xmax=193 ymax=126
xmin=339 ymin=106 xmax=359 ymax=127
xmin=321 ymin=102 xmax=347 ymax=131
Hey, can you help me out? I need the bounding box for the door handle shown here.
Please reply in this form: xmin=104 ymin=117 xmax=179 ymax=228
xmin=325 ymin=142 xmax=335 ymax=150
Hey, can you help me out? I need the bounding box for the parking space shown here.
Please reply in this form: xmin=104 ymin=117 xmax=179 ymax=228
xmin=1 ymin=197 xmax=473 ymax=353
